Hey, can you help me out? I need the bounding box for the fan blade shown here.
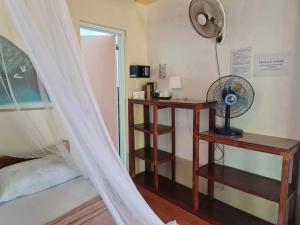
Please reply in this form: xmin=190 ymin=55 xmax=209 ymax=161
xmin=231 ymin=95 xmax=247 ymax=114
xmin=231 ymin=83 xmax=243 ymax=95
xmin=204 ymin=0 xmax=224 ymax=33
xmin=191 ymin=0 xmax=206 ymax=18
xmin=214 ymin=101 xmax=226 ymax=110
xmin=202 ymin=2 xmax=222 ymax=36
xmin=202 ymin=20 xmax=215 ymax=36
xmin=190 ymin=1 xmax=206 ymax=27
xmin=203 ymin=2 xmax=214 ymax=19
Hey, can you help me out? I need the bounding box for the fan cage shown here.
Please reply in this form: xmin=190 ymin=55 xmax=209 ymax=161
xmin=206 ymin=75 xmax=255 ymax=118
xmin=189 ymin=0 xmax=226 ymax=39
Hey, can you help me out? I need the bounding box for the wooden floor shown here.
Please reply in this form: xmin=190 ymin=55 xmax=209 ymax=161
xmin=139 ymin=185 xmax=300 ymax=225
xmin=138 ymin=186 xmax=211 ymax=225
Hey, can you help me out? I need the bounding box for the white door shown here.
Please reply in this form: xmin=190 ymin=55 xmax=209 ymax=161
xmin=81 ymin=34 xmax=118 ymax=148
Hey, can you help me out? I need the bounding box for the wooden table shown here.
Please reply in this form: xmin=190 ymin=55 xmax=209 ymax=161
xmin=194 ymin=109 xmax=300 ymax=225
xmin=128 ymin=98 xmax=214 ymax=191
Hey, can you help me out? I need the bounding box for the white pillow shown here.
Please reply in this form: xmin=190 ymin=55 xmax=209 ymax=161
xmin=0 ymin=155 xmax=80 ymax=203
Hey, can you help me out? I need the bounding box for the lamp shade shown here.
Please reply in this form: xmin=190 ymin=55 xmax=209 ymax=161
xmin=169 ymin=76 xmax=182 ymax=89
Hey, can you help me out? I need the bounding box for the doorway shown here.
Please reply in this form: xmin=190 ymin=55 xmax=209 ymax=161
xmin=80 ymin=23 xmax=127 ymax=166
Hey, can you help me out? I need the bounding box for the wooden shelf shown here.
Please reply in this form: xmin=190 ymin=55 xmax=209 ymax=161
xmin=134 ymin=171 xmax=273 ymax=225
xmin=128 ymin=98 xmax=215 ymax=109
xmin=134 ymin=148 xmax=174 ymax=164
xmin=197 ymin=131 xmax=299 ymax=155
xmin=129 ymin=98 xmax=212 ymax=192
xmin=134 ymin=123 xmax=173 ymax=135
xmin=198 ymin=164 xmax=294 ymax=203
xmin=195 ymin=129 xmax=300 ymax=225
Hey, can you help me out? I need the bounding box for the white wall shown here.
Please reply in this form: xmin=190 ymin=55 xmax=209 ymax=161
xmin=146 ymin=0 xmax=300 ymax=223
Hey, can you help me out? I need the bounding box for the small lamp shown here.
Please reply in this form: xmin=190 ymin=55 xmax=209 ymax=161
xmin=169 ymin=76 xmax=182 ymax=99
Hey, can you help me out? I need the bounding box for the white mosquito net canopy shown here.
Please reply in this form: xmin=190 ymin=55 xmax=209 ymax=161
xmin=0 ymin=1 xmax=177 ymax=225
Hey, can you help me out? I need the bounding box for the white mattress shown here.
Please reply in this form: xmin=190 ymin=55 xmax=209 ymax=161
xmin=0 ymin=177 xmax=98 ymax=225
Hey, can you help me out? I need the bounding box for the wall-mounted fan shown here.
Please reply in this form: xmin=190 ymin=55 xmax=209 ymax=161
xmin=206 ymin=75 xmax=255 ymax=136
xmin=189 ymin=0 xmax=225 ymax=42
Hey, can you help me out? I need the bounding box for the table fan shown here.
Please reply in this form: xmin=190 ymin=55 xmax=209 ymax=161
xmin=189 ymin=0 xmax=226 ymax=42
xmin=206 ymin=75 xmax=255 ymax=136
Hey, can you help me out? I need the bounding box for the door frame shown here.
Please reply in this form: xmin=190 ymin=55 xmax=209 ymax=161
xmin=80 ymin=22 xmax=127 ymax=168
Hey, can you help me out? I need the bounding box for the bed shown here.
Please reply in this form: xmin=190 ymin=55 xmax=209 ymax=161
xmin=0 ymin=155 xmax=116 ymax=225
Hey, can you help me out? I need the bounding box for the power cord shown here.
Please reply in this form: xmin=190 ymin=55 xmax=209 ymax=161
xmin=214 ymin=39 xmax=225 ymax=168
xmin=215 ymin=41 xmax=221 ymax=79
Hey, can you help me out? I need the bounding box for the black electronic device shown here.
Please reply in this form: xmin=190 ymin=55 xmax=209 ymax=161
xmin=130 ymin=65 xmax=150 ymax=78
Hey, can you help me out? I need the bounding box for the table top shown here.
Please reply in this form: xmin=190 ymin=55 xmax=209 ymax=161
xmin=128 ymin=98 xmax=215 ymax=109
xmin=198 ymin=131 xmax=300 ymax=155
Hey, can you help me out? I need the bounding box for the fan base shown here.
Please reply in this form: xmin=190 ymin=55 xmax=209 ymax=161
xmin=214 ymin=127 xmax=243 ymax=137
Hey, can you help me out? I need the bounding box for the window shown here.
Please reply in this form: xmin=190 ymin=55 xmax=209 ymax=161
xmin=0 ymin=35 xmax=50 ymax=109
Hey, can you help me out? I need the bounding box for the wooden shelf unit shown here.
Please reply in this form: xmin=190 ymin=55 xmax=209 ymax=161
xmin=128 ymin=98 xmax=214 ymax=192
xmin=134 ymin=123 xmax=173 ymax=135
xmin=197 ymin=163 xmax=293 ymax=203
xmin=128 ymin=99 xmax=175 ymax=191
xmin=193 ymin=109 xmax=300 ymax=225
xmin=128 ymin=99 xmax=300 ymax=225
xmin=134 ymin=148 xmax=174 ymax=165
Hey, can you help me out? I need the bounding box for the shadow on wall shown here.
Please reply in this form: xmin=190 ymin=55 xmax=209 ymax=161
xmin=288 ymin=0 xmax=300 ymax=141
xmin=292 ymin=5 xmax=300 ymax=195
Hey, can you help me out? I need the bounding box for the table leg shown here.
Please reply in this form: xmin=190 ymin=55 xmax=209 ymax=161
xmin=193 ymin=107 xmax=200 ymax=211
xmin=171 ymin=107 xmax=176 ymax=183
xmin=128 ymin=102 xmax=135 ymax=178
xmin=144 ymin=105 xmax=151 ymax=172
xmin=290 ymin=149 xmax=300 ymax=224
xmin=153 ymin=105 xmax=159 ymax=191
xmin=208 ymin=142 xmax=215 ymax=200
xmin=278 ymin=154 xmax=291 ymax=225
xmin=208 ymin=108 xmax=216 ymax=200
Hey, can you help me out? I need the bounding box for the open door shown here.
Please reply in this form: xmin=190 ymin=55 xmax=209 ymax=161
xmin=81 ymin=35 xmax=118 ymax=148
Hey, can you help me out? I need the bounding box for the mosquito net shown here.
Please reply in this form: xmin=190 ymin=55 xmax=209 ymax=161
xmin=1 ymin=1 xmax=177 ymax=225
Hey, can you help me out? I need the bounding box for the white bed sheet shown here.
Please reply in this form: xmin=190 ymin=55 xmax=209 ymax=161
xmin=0 ymin=177 xmax=98 ymax=225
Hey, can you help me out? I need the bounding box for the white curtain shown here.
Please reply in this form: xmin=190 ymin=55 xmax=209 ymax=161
xmin=3 ymin=1 xmax=176 ymax=225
